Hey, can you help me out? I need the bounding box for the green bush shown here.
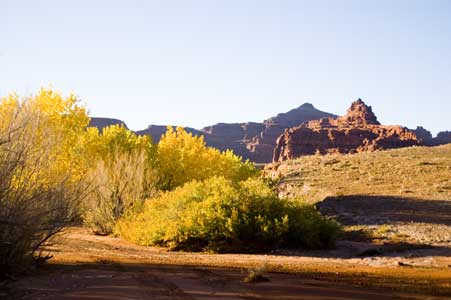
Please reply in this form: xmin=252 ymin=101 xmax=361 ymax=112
xmin=115 ymin=177 xmax=340 ymax=253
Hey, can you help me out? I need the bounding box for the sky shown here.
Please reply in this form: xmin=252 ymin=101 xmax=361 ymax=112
xmin=1 ymin=0 xmax=450 ymax=134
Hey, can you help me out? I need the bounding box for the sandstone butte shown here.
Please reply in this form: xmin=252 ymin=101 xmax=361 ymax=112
xmin=273 ymin=99 xmax=422 ymax=162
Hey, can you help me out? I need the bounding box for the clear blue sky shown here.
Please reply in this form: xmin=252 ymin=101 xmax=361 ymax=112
xmin=1 ymin=0 xmax=450 ymax=134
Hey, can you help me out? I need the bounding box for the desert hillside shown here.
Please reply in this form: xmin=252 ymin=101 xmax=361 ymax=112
xmin=266 ymin=144 xmax=451 ymax=250
xmin=266 ymin=144 xmax=451 ymax=201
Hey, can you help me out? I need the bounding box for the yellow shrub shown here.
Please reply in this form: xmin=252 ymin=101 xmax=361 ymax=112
xmin=156 ymin=127 xmax=257 ymax=190
xmin=80 ymin=125 xmax=157 ymax=235
xmin=115 ymin=177 xmax=340 ymax=253
xmin=0 ymin=88 xmax=90 ymax=185
xmin=82 ymin=150 xmax=158 ymax=235
xmin=83 ymin=124 xmax=153 ymax=162
xmin=0 ymin=88 xmax=90 ymax=272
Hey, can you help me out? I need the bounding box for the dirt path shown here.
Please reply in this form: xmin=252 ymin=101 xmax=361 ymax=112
xmin=3 ymin=227 xmax=451 ymax=300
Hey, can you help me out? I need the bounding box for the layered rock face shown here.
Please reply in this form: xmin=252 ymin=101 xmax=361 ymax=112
xmin=136 ymin=104 xmax=335 ymax=163
xmin=246 ymin=103 xmax=336 ymax=162
xmin=273 ymin=99 xmax=422 ymax=162
xmin=201 ymin=122 xmax=266 ymax=159
xmin=90 ymin=101 xmax=450 ymax=163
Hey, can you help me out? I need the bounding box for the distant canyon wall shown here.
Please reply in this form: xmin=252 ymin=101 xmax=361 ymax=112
xmin=89 ymin=101 xmax=451 ymax=163
xmin=135 ymin=103 xmax=336 ymax=163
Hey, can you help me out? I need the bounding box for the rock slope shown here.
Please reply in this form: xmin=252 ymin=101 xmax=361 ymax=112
xmin=273 ymin=99 xmax=422 ymax=162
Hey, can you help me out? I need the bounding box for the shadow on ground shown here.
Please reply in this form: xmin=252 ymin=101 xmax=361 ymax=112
xmin=3 ymin=263 xmax=437 ymax=300
xmin=278 ymin=240 xmax=451 ymax=259
xmin=295 ymin=195 xmax=451 ymax=259
xmin=317 ymin=195 xmax=451 ymax=226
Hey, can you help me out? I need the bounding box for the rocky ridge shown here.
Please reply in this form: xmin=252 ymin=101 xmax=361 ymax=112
xmin=136 ymin=103 xmax=336 ymax=163
xmin=273 ymin=99 xmax=422 ymax=162
xmin=88 ymin=101 xmax=451 ymax=163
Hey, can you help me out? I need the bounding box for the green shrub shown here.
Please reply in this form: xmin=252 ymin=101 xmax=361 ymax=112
xmin=115 ymin=177 xmax=340 ymax=253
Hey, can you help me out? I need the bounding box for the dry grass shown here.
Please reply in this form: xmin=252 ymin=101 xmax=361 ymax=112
xmin=265 ymin=145 xmax=451 ymax=247
xmin=265 ymin=144 xmax=451 ymax=202
xmin=5 ymin=146 xmax=451 ymax=298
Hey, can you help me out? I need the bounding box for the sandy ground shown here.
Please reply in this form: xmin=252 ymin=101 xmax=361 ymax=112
xmin=2 ymin=227 xmax=450 ymax=300
xmin=2 ymin=265 xmax=428 ymax=300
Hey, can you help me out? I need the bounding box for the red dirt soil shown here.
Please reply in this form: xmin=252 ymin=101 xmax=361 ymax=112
xmin=3 ymin=227 xmax=450 ymax=300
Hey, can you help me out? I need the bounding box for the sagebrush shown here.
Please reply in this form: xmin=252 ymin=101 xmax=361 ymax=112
xmin=0 ymin=89 xmax=87 ymax=275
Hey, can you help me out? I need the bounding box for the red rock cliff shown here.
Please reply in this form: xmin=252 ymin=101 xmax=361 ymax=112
xmin=273 ymin=99 xmax=422 ymax=162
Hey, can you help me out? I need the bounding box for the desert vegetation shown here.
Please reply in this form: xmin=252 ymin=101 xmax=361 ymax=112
xmin=3 ymin=89 xmax=448 ymax=298
xmin=0 ymin=89 xmax=338 ymax=277
xmin=0 ymin=89 xmax=88 ymax=276
xmin=267 ymin=144 xmax=451 ymax=202
xmin=116 ymin=176 xmax=339 ymax=252
xmin=266 ymin=146 xmax=451 ymax=247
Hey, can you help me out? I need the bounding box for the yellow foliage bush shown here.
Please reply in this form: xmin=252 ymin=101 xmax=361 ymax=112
xmin=115 ymin=177 xmax=340 ymax=253
xmin=81 ymin=125 xmax=157 ymax=235
xmin=82 ymin=149 xmax=158 ymax=235
xmin=0 ymin=87 xmax=339 ymax=271
xmin=82 ymin=126 xmax=258 ymax=235
xmin=83 ymin=124 xmax=154 ymax=161
xmin=0 ymin=88 xmax=89 ymax=273
xmin=156 ymin=127 xmax=257 ymax=190
xmin=0 ymin=88 xmax=90 ymax=184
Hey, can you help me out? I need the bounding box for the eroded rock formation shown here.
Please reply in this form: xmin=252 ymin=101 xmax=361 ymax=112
xmin=246 ymin=103 xmax=337 ymax=162
xmin=137 ymin=103 xmax=335 ymax=163
xmin=89 ymin=100 xmax=449 ymax=163
xmin=273 ymin=99 xmax=422 ymax=162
